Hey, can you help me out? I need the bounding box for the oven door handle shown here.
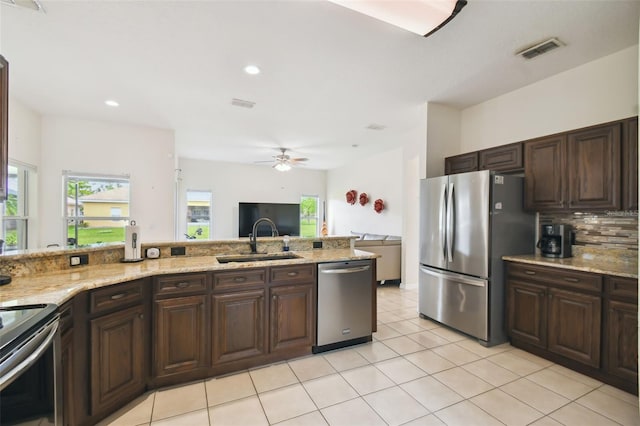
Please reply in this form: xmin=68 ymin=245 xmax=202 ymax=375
xmin=0 ymin=319 xmax=59 ymax=392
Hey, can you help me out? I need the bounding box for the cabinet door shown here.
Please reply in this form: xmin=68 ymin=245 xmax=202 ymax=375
xmin=154 ymin=295 xmax=208 ymax=378
xmin=567 ymin=122 xmax=621 ymax=210
xmin=606 ymin=300 xmax=638 ymax=383
xmin=445 ymin=152 xmax=478 ymax=175
xmin=507 ymin=280 xmax=547 ymax=347
xmin=61 ymin=329 xmax=75 ymax=426
xmin=0 ymin=55 xmax=7 ymax=200
xmin=90 ymin=305 xmax=146 ymax=416
xmin=212 ymin=290 xmax=265 ymax=364
xmin=548 ymin=288 xmax=601 ymax=367
xmin=269 ymin=284 xmax=315 ymax=353
xmin=479 ymin=142 xmax=523 ymax=172
xmin=524 ymin=135 xmax=567 ymax=210
xmin=623 ymin=117 xmax=638 ymax=211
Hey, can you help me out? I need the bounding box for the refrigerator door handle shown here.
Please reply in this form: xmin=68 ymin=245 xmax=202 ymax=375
xmin=446 ymin=182 xmax=455 ymax=262
xmin=419 ymin=266 xmax=486 ymax=287
xmin=440 ymin=183 xmax=448 ymax=261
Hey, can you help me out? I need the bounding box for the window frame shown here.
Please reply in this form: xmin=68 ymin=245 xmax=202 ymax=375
xmin=300 ymin=195 xmax=320 ymax=238
xmin=185 ymin=189 xmax=212 ymax=240
xmin=2 ymin=161 xmax=33 ymax=252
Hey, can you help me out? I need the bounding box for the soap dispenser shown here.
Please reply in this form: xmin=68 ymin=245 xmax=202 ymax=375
xmin=283 ymin=235 xmax=290 ymax=252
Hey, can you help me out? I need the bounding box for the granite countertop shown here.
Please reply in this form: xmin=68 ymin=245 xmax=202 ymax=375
xmin=502 ymin=254 xmax=638 ymax=279
xmin=0 ymin=249 xmax=377 ymax=307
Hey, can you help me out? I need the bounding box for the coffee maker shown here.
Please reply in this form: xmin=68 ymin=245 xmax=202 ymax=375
xmin=537 ymin=224 xmax=572 ymax=258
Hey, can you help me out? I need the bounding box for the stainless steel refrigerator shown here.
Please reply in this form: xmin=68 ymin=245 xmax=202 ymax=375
xmin=418 ymin=170 xmax=534 ymax=346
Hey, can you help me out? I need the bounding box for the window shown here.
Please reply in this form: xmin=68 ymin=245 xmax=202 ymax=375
xmin=64 ymin=173 xmax=130 ymax=247
xmin=186 ymin=190 xmax=211 ymax=240
xmin=300 ymin=195 xmax=319 ymax=238
xmin=2 ymin=163 xmax=33 ymax=252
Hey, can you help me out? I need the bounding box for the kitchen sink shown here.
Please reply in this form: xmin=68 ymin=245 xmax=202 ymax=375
xmin=215 ymin=253 xmax=302 ymax=263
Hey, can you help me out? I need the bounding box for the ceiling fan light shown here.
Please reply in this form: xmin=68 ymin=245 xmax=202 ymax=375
xmin=274 ymin=163 xmax=291 ymax=172
xmin=328 ymin=0 xmax=466 ymax=37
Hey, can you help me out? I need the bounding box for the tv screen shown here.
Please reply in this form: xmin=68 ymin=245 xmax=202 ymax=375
xmin=238 ymin=202 xmax=300 ymax=237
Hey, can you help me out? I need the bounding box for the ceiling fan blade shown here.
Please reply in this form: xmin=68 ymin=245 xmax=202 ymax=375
xmin=290 ymin=157 xmax=309 ymax=163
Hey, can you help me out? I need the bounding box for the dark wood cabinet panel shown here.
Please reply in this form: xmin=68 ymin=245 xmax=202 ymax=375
xmin=567 ymin=122 xmax=621 ymax=210
xmin=212 ymin=290 xmax=266 ymax=364
xmin=153 ymin=295 xmax=208 ymax=378
xmin=623 ymin=117 xmax=638 ymax=211
xmin=212 ymin=268 xmax=266 ymax=292
xmin=269 ymin=283 xmax=315 ymax=353
xmin=61 ymin=329 xmax=75 ymax=426
xmin=90 ymin=304 xmax=146 ymax=416
xmin=270 ymin=264 xmax=315 ymax=284
xmin=479 ymin=142 xmax=523 ymax=172
xmin=90 ymin=280 xmax=144 ymax=315
xmin=0 ymin=55 xmax=7 ymax=200
xmin=547 ymin=288 xmax=601 ymax=368
xmin=154 ymin=273 xmax=208 ymax=297
xmin=606 ymin=299 xmax=638 ymax=383
xmin=507 ymin=281 xmax=547 ymax=348
xmin=445 ymin=152 xmax=478 ymax=175
xmin=524 ymin=135 xmax=567 ymax=210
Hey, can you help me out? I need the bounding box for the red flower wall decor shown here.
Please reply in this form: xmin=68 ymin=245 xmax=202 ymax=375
xmin=359 ymin=192 xmax=369 ymax=206
xmin=345 ymin=189 xmax=357 ymax=205
xmin=374 ymin=199 xmax=385 ymax=213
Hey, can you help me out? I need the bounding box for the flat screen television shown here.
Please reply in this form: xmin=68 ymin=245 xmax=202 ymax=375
xmin=238 ymin=202 xmax=300 ymax=237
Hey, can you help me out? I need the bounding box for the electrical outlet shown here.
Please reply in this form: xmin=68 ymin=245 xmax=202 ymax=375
xmin=69 ymin=254 xmax=89 ymax=266
xmin=313 ymin=241 xmax=323 ymax=249
xmin=170 ymin=246 xmax=186 ymax=256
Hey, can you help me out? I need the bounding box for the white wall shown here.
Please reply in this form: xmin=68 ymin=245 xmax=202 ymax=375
xmin=39 ymin=117 xmax=176 ymax=247
xmin=327 ymin=148 xmax=403 ymax=238
xmin=460 ymin=45 xmax=639 ymax=153
xmin=425 ymin=103 xmax=462 ymax=178
xmin=9 ymin=97 xmax=41 ymax=168
xmin=177 ymin=158 xmax=326 ymax=240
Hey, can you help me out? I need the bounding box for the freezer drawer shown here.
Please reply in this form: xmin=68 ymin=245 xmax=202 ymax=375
xmin=315 ymin=260 xmax=373 ymax=351
xmin=418 ymin=265 xmax=488 ymax=341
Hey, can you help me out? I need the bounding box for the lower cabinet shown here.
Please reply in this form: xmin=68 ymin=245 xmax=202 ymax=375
xmin=269 ymin=283 xmax=315 ymax=353
xmin=90 ymin=304 xmax=146 ymax=416
xmin=212 ymin=289 xmax=266 ymax=364
xmin=506 ymin=262 xmax=638 ymax=394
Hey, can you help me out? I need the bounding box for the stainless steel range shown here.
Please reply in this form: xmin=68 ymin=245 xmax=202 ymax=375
xmin=0 ymin=304 xmax=62 ymax=425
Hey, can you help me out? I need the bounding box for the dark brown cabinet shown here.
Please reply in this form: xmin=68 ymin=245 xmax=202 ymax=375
xmin=90 ymin=304 xmax=146 ymax=416
xmin=507 ymin=280 xmax=547 ymax=348
xmin=59 ymin=301 xmax=75 ymax=426
xmin=444 ymin=152 xmax=478 ymax=175
xmin=479 ymin=142 xmax=523 ymax=172
xmin=212 ymin=289 xmax=266 ymax=364
xmin=269 ymin=283 xmax=314 ymax=353
xmin=604 ymin=276 xmax=638 ymax=386
xmin=0 ymin=55 xmax=7 ymax=200
xmin=547 ymin=288 xmax=601 ymax=367
xmin=524 ymin=135 xmax=567 ymax=210
xmin=623 ymin=117 xmax=638 ymax=211
xmin=567 ymin=122 xmax=621 ymax=210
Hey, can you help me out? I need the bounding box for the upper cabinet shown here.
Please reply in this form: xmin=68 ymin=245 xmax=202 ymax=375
xmin=524 ymin=135 xmax=567 ymax=210
xmin=444 ymin=152 xmax=478 ymax=175
xmin=623 ymin=117 xmax=638 ymax=211
xmin=479 ymin=142 xmax=523 ymax=172
xmin=567 ymin=122 xmax=621 ymax=210
xmin=0 ymin=55 xmax=7 ymax=200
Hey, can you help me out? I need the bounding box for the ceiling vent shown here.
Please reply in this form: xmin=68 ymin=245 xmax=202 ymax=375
xmin=366 ymin=123 xmax=386 ymax=131
xmin=517 ymin=38 xmax=564 ymax=59
xmin=1 ymin=0 xmax=45 ymax=12
xmin=231 ymin=98 xmax=255 ymax=109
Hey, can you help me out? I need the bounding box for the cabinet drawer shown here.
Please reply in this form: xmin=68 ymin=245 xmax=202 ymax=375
xmin=90 ymin=280 xmax=145 ymax=315
xmin=270 ymin=264 xmax=315 ymax=284
xmin=508 ymin=263 xmax=602 ymax=293
xmin=605 ymin=275 xmax=638 ymax=300
xmin=154 ymin=273 xmax=208 ymax=297
xmin=212 ymin=268 xmax=266 ymax=292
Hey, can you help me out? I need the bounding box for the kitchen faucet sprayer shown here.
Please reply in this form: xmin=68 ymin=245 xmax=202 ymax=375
xmin=249 ymin=218 xmax=279 ymax=253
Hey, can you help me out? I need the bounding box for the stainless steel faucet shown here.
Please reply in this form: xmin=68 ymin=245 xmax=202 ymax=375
xmin=249 ymin=218 xmax=279 ymax=253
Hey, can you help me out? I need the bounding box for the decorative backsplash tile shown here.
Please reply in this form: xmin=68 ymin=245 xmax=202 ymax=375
xmin=540 ymin=211 xmax=638 ymax=251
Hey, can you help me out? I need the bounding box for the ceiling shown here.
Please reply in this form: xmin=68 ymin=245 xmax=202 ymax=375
xmin=1 ymin=1 xmax=639 ymax=170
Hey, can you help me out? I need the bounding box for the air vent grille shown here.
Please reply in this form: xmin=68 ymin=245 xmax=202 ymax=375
xmin=518 ymin=38 xmax=564 ymax=59
xmin=366 ymin=124 xmax=386 ymax=131
xmin=231 ymin=98 xmax=256 ymax=109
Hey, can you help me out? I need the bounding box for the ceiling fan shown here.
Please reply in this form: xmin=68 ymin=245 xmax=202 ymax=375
xmin=256 ymin=148 xmax=308 ymax=171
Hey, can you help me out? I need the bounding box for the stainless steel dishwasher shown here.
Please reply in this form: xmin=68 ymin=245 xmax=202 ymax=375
xmin=314 ymin=259 xmax=373 ymax=353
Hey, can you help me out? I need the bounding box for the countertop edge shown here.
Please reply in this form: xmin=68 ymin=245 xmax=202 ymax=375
xmin=503 ymin=255 xmax=638 ymax=279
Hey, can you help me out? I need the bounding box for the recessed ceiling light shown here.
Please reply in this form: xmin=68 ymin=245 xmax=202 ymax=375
xmin=244 ymin=65 xmax=261 ymax=75
xmin=104 ymin=100 xmax=119 ymax=107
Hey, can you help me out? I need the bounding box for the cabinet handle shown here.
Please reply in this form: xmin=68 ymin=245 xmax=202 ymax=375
xmin=564 ymin=277 xmax=579 ymax=283
xmin=110 ymin=293 xmax=126 ymax=300
xmin=287 ymin=271 xmax=298 ymax=277
xmin=524 ymin=270 xmax=536 ymax=275
xmin=175 ymin=282 xmax=190 ymax=288
xmin=233 ymin=276 xmax=247 ymax=283
xmin=139 ymin=314 xmax=144 ymax=319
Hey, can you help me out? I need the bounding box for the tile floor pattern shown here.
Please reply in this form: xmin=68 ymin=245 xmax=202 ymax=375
xmin=98 ymin=284 xmax=640 ymax=426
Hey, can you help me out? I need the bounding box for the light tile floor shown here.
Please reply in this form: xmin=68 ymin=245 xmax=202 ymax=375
xmin=98 ymin=284 xmax=640 ymax=426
